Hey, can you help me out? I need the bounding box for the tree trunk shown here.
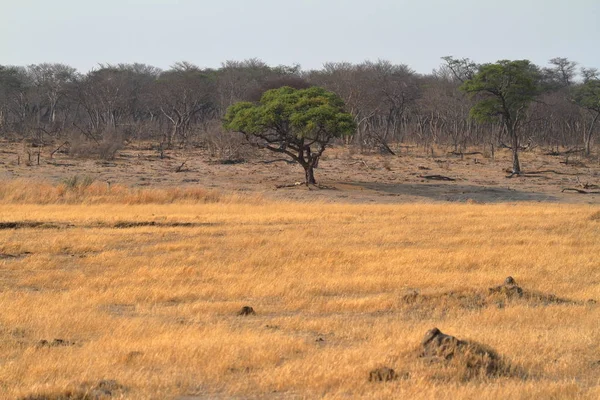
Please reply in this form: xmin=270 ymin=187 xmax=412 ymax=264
xmin=168 ymin=124 xmax=178 ymax=148
xmin=584 ymin=112 xmax=599 ymax=156
xmin=511 ymin=127 xmax=521 ymax=174
xmin=585 ymin=135 xmax=591 ymax=157
xmin=304 ymin=164 xmax=316 ymax=185
xmin=378 ymin=138 xmax=396 ymax=155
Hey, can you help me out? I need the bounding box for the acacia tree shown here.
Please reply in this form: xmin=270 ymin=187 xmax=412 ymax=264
xmin=223 ymin=86 xmax=355 ymax=184
xmin=461 ymin=60 xmax=541 ymax=174
xmin=544 ymin=57 xmax=578 ymax=88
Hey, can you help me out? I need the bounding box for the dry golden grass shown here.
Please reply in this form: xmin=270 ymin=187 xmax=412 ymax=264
xmin=0 ymin=179 xmax=262 ymax=205
xmin=0 ymin=182 xmax=599 ymax=399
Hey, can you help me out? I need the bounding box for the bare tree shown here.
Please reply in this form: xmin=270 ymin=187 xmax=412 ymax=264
xmin=28 ymin=63 xmax=77 ymax=125
xmin=156 ymin=62 xmax=216 ymax=147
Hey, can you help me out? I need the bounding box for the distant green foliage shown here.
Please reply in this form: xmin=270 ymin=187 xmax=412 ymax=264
xmin=460 ymin=60 xmax=542 ymax=173
xmin=460 ymin=60 xmax=541 ymax=125
xmin=572 ymin=79 xmax=600 ymax=155
xmin=572 ymin=79 xmax=600 ymax=113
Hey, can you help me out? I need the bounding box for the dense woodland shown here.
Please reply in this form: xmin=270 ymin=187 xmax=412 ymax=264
xmin=0 ymin=57 xmax=599 ymax=160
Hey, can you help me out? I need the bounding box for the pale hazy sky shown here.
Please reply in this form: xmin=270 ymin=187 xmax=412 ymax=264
xmin=2 ymin=0 xmax=599 ymax=74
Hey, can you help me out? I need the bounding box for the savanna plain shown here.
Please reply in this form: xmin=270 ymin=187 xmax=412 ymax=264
xmin=1 ymin=148 xmax=600 ymax=399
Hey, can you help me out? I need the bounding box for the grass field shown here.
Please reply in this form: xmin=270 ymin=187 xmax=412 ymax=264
xmin=0 ymin=182 xmax=599 ymax=399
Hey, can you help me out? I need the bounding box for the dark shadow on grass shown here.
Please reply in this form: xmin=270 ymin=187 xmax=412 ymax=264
xmin=0 ymin=221 xmax=218 ymax=230
xmin=352 ymin=182 xmax=558 ymax=203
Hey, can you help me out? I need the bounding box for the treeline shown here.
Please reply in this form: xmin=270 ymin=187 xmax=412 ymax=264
xmin=0 ymin=57 xmax=598 ymax=157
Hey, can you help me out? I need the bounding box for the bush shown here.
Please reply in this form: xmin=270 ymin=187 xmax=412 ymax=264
xmin=68 ymin=133 xmax=123 ymax=160
xmin=202 ymin=122 xmax=256 ymax=162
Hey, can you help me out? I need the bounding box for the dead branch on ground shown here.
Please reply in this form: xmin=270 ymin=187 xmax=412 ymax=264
xmin=421 ymin=175 xmax=456 ymax=181
xmin=348 ymin=160 xmax=371 ymax=169
xmin=175 ymin=160 xmax=188 ymax=173
xmin=261 ymin=159 xmax=295 ymax=164
xmin=447 ymin=151 xmax=483 ymax=156
xmin=50 ymin=141 xmax=70 ymax=158
xmin=275 ymin=182 xmax=303 ymax=189
xmin=544 ymin=148 xmax=584 ymax=156
xmin=576 ymin=177 xmax=600 ymax=190
xmin=561 ymin=188 xmax=600 ymax=194
xmin=526 ymin=170 xmax=578 ymax=176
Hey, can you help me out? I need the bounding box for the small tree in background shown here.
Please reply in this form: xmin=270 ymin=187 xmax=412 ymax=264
xmin=572 ymin=78 xmax=600 ymax=156
xmin=461 ymin=60 xmax=542 ymax=174
xmin=223 ymin=86 xmax=355 ymax=184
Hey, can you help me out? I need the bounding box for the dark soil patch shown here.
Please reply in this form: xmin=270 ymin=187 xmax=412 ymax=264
xmin=111 ymin=221 xmax=215 ymax=229
xmin=0 ymin=221 xmax=69 ymax=230
xmin=36 ymin=338 xmax=76 ymax=348
xmin=0 ymin=220 xmax=216 ymax=230
xmin=0 ymin=252 xmax=18 ymax=259
xmin=0 ymin=251 xmax=32 ymax=260
xmin=213 ymin=159 xmax=245 ymax=165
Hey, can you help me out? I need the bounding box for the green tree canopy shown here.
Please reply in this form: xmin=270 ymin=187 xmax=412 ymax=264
xmin=224 ymin=86 xmax=355 ymax=184
xmin=572 ymin=79 xmax=600 ymax=155
xmin=573 ymin=79 xmax=600 ymax=112
xmin=461 ymin=60 xmax=542 ymax=174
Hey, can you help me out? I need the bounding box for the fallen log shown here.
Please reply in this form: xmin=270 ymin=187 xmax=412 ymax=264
xmin=348 ymin=160 xmax=371 ymax=169
xmin=545 ymin=148 xmax=585 ymax=156
xmin=506 ymin=169 xmax=579 ymax=178
xmin=526 ymin=169 xmax=577 ymax=176
xmin=421 ymin=175 xmax=456 ymax=181
xmin=561 ymin=188 xmax=600 ymax=194
xmin=559 ymin=160 xmax=587 ymax=167
xmin=261 ymin=159 xmax=295 ymax=164
xmin=447 ymin=151 xmax=483 ymax=156
xmin=275 ymin=182 xmax=303 ymax=189
xmin=576 ymin=177 xmax=599 ymax=190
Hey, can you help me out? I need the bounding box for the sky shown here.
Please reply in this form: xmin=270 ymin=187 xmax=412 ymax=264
xmin=2 ymin=0 xmax=599 ymax=74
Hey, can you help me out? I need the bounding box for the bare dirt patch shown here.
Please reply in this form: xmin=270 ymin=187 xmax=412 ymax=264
xmin=2 ymin=142 xmax=599 ymax=204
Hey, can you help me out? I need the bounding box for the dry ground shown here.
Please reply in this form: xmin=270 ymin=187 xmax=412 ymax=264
xmin=1 ymin=141 xmax=599 ymax=204
xmin=0 ymin=186 xmax=599 ymax=399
